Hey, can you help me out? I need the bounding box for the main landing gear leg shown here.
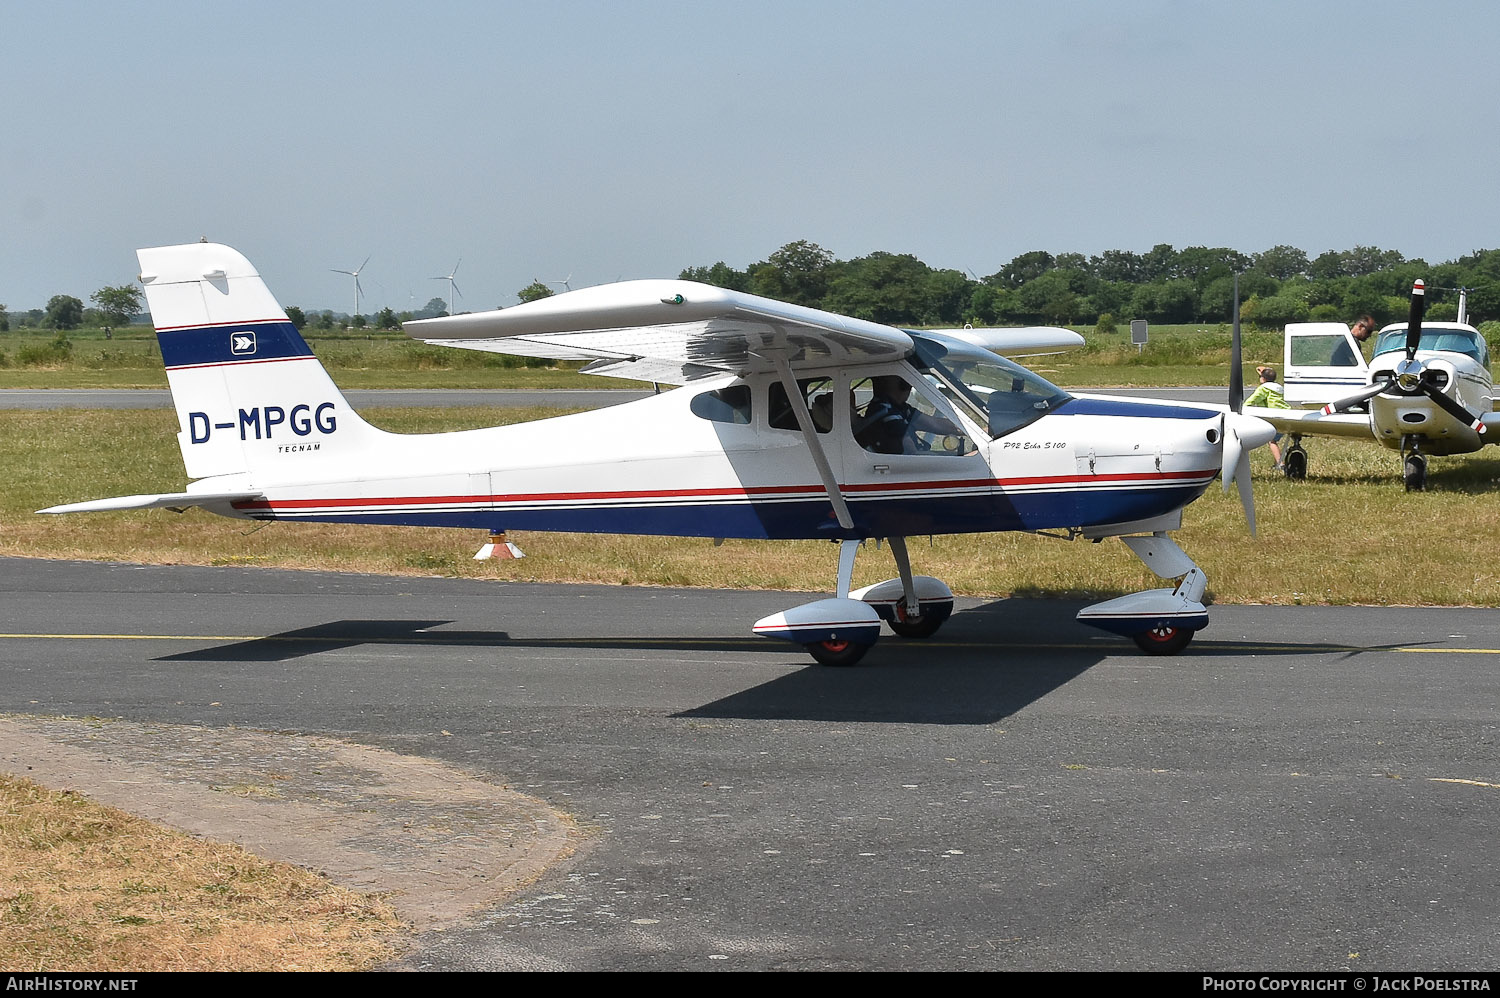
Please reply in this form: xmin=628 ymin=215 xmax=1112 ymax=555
xmin=844 ymin=537 xmax=957 ymax=640
xmin=881 ymin=537 xmax=950 ymax=639
xmin=1075 ymin=533 xmax=1210 ymax=656
xmin=752 ymin=538 xmax=960 ymax=665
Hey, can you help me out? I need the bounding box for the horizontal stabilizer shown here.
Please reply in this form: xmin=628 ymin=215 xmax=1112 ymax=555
xmin=37 ymin=491 xmax=262 ymax=515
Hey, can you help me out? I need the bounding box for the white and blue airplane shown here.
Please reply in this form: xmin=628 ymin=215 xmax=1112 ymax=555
xmin=1247 ymin=280 xmax=1498 ymax=491
xmin=40 ymin=242 xmax=1274 ymax=664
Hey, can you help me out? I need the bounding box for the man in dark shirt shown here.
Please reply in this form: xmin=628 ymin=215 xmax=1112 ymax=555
xmin=1331 ymin=315 xmax=1377 ymax=366
xmin=854 ymin=376 xmax=959 ymax=454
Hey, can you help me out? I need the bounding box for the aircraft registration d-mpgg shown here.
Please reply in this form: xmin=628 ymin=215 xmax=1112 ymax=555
xmin=41 ymin=242 xmax=1274 ymax=664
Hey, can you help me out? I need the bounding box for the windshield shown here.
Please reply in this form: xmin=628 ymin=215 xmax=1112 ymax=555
xmin=913 ymin=335 xmax=1072 ymax=439
xmin=1373 ymin=326 xmax=1488 ymax=365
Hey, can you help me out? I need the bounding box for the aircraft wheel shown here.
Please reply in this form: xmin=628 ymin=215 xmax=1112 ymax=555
xmin=1404 ymin=453 xmax=1427 ymax=492
xmin=888 ymin=616 xmax=945 ymax=639
xmin=1132 ymin=624 xmax=1194 ymax=656
xmin=804 ymin=638 xmax=872 ymax=666
xmin=1283 ymin=447 xmax=1307 ymax=480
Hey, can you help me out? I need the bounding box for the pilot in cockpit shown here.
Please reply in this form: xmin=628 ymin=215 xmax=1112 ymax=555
xmin=855 ymin=375 xmax=960 ymax=454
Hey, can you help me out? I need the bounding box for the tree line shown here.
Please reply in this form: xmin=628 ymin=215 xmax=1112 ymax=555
xmin=678 ymin=241 xmax=1500 ymax=329
xmin=10 ymin=242 xmax=1499 ymax=335
xmin=1 ymin=289 xmax=455 ymax=334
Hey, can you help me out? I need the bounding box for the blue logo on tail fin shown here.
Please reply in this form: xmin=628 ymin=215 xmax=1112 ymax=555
xmin=158 ymin=320 xmax=312 ymax=369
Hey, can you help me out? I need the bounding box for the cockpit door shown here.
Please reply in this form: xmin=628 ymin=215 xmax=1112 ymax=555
xmin=836 ymin=368 xmax=996 ymax=534
xmin=1283 ymin=321 xmax=1369 ymax=406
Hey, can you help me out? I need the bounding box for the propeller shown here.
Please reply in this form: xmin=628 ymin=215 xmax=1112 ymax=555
xmin=1229 ymin=272 xmax=1243 ymax=413
xmin=1222 ymin=411 xmax=1275 ymax=535
xmin=1320 ymin=280 xmax=1487 ymax=433
xmin=1222 ymin=279 xmax=1275 ymax=535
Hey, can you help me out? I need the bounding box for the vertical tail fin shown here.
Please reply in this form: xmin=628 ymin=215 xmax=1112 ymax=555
xmin=138 ymin=242 xmax=382 ymax=481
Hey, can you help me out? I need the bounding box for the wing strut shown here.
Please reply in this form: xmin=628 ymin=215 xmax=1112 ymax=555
xmin=769 ymin=354 xmax=854 ymax=530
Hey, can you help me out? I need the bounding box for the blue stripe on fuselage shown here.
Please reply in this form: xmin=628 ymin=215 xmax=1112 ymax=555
xmin=245 ymin=483 xmax=1211 ymax=540
xmin=1052 ymin=397 xmax=1219 ymax=420
xmin=158 ymin=320 xmax=313 ymax=369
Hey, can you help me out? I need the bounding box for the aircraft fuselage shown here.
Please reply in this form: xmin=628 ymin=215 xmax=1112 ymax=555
xmin=213 ymin=368 xmax=1224 ymax=541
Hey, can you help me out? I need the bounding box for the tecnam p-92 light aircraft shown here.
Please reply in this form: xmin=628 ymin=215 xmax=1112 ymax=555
xmin=42 ymin=242 xmax=1274 ymax=664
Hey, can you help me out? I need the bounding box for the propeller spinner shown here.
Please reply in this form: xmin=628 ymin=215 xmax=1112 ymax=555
xmin=1320 ymin=280 xmax=1487 ymax=433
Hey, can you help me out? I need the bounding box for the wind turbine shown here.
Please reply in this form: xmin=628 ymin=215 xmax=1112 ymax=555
xmin=432 ymin=259 xmax=462 ymax=314
xmin=547 ymin=272 xmax=573 ymax=293
xmin=330 ymin=255 xmax=370 ymax=320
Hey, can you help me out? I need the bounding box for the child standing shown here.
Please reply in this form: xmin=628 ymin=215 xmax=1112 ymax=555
xmin=1244 ymin=365 xmax=1290 ymax=469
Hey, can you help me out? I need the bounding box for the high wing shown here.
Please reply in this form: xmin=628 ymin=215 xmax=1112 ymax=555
xmin=405 ymin=280 xmax=913 ymax=385
xmin=404 ymin=280 xmax=1083 ymax=385
xmin=922 ymin=325 xmax=1084 ymax=358
xmin=1241 ymin=406 xmax=1373 ymax=440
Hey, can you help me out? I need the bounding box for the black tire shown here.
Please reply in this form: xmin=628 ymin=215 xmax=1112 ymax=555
xmin=1132 ymin=624 xmax=1195 ymax=656
xmin=805 ymin=639 xmax=873 ymax=666
xmin=888 ymin=616 xmax=945 ymax=639
xmin=1284 ymin=448 xmax=1307 ymax=480
xmin=1404 ymin=454 xmax=1426 ymax=492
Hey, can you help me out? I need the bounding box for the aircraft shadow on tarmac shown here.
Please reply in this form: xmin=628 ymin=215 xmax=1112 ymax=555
xmin=151 ymin=600 xmax=1403 ymax=725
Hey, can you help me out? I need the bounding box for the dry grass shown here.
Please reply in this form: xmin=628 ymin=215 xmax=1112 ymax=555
xmin=6 ymin=407 xmax=1500 ymax=606
xmin=0 ymin=773 xmax=403 ymax=972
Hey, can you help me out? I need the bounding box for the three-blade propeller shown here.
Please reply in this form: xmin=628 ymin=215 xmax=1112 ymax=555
xmin=1320 ymin=280 xmax=1486 ymax=433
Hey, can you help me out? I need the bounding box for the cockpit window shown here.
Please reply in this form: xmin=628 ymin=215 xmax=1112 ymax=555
xmin=690 ymin=384 xmax=752 ymax=424
xmin=768 ymin=377 xmax=834 ymax=433
xmin=1291 ymin=333 xmax=1360 ymax=367
xmin=912 ymin=336 xmax=1072 ymax=439
xmin=849 ymin=374 xmax=976 ymax=456
xmin=1373 ymin=327 xmax=1487 ymax=365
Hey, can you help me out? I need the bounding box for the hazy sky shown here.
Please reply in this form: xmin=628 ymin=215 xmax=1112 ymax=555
xmin=6 ymin=0 xmax=1498 ymax=314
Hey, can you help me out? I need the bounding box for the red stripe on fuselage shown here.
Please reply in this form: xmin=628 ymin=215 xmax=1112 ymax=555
xmin=231 ymin=468 xmax=1218 ymax=512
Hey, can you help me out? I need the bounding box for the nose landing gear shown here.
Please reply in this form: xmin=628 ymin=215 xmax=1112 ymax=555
xmin=1282 ymin=437 xmax=1307 ymax=480
xmin=1402 ymin=436 xmax=1427 ymax=492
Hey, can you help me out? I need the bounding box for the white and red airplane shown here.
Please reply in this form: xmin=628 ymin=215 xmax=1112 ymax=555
xmin=41 ymin=242 xmax=1273 ymax=663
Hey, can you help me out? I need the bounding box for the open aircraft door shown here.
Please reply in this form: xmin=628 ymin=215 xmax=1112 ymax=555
xmin=1283 ymin=321 xmax=1369 ymax=407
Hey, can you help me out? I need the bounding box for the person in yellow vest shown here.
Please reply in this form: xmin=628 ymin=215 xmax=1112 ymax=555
xmin=1245 ymin=365 xmax=1290 ymax=469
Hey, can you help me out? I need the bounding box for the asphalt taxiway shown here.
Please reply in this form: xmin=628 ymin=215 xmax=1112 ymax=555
xmin=4 ymin=556 xmax=1500 ymax=970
